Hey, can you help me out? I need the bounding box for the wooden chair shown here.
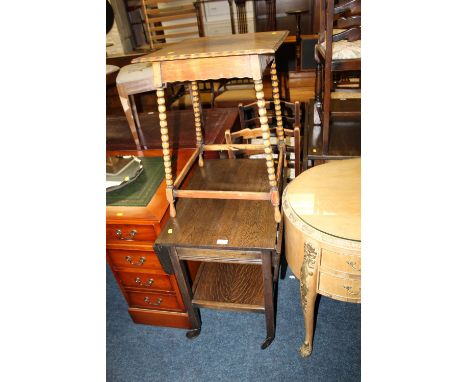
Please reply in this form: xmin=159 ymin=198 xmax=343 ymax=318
xmin=213 ymin=0 xmax=258 ymax=108
xmin=141 ymin=0 xmax=216 ymax=110
xmin=141 ymin=0 xmax=204 ymax=50
xmin=313 ymin=0 xmax=361 ymax=157
xmin=115 ymin=0 xmax=215 ymax=148
xmin=115 ymin=62 xmax=158 ymax=149
xmin=225 ymin=100 xmax=302 ymax=180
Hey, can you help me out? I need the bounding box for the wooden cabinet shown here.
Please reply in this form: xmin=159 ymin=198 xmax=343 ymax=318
xmin=106 ymin=150 xmax=197 ymax=329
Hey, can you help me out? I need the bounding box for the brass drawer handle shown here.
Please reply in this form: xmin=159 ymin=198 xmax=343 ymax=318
xmin=343 ymin=285 xmax=360 ymax=296
xmin=346 ymin=260 xmax=361 ymax=272
xmin=125 ymin=255 xmax=146 ymax=266
xmin=143 ymin=297 xmax=162 ymax=306
xmin=115 ymin=229 xmax=137 ymax=241
xmin=135 ymin=277 xmax=154 ymax=287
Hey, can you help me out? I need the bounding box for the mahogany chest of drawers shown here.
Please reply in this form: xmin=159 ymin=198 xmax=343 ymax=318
xmin=106 ymin=151 xmax=196 ymax=329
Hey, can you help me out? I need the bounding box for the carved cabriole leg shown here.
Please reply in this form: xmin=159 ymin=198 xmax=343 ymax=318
xmin=255 ymin=79 xmax=281 ymax=223
xmin=299 ymin=242 xmax=320 ymax=357
xmin=190 ymin=81 xmax=204 ymax=167
xmin=156 ymin=87 xmax=176 ymax=217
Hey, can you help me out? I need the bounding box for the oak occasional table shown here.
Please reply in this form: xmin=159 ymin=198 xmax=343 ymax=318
xmin=154 ymin=158 xmax=281 ymax=349
xmin=132 ymin=31 xmax=289 ymax=223
xmin=282 ymin=158 xmax=361 ymax=357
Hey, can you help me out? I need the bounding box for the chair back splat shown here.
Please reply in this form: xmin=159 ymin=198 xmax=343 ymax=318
xmin=225 ymin=100 xmax=303 ymax=180
xmin=141 ymin=0 xmax=204 ymax=50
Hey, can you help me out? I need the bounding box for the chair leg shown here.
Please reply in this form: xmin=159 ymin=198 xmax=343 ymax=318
xmin=129 ymin=94 xmax=147 ymax=149
xmin=294 ymin=126 xmax=301 ymax=177
xmin=322 ymin=62 xmax=332 ymax=156
xmin=117 ymin=84 xmax=142 ymax=150
xmin=315 ymin=62 xmax=322 ymax=109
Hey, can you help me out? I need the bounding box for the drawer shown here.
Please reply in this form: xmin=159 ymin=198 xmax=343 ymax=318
xmin=107 ymin=249 xmax=163 ymax=271
xmin=106 ymin=224 xmax=156 ymax=243
xmin=318 ymin=270 xmax=361 ymax=302
xmin=127 ymin=290 xmax=184 ymax=312
xmin=128 ymin=308 xmax=192 ymax=329
xmin=321 ymin=249 xmax=361 ymax=275
xmin=116 ymin=270 xmax=174 ymax=292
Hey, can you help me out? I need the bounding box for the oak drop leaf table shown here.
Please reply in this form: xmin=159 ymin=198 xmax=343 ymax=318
xmin=283 ymin=158 xmax=361 ymax=357
xmin=132 ymin=31 xmax=289 ymax=223
xmin=154 ymin=159 xmax=281 ymax=349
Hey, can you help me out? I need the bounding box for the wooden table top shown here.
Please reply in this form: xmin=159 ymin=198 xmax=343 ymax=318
xmin=156 ymin=159 xmax=277 ymax=251
xmin=284 ymin=158 xmax=360 ymax=241
xmin=132 ymin=31 xmax=289 ymax=63
xmin=106 ymin=108 xmax=239 ymax=152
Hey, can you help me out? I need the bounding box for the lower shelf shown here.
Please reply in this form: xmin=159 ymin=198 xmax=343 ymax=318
xmin=192 ymin=262 xmax=265 ymax=313
xmin=128 ymin=307 xmax=192 ymax=329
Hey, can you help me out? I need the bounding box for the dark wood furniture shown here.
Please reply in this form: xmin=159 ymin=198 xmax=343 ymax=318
xmin=302 ymin=100 xmax=360 ymax=169
xmin=132 ymin=31 xmax=289 ymax=223
xmin=313 ymin=0 xmax=361 ymax=158
xmin=106 ymin=107 xmax=239 ymax=151
xmin=106 ymin=149 xmax=198 ymax=329
xmin=285 ymin=9 xmax=309 ymax=71
xmin=154 ymin=158 xmax=282 ymax=349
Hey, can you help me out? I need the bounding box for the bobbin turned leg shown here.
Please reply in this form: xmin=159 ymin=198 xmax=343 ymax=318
xmin=156 ymin=87 xmax=176 ymax=217
xmin=270 ymin=60 xmax=287 ymax=168
xmin=189 ymin=81 xmax=204 ymax=167
xmin=299 ymin=242 xmax=320 ymax=357
xmin=270 ymin=60 xmax=285 ymax=147
xmin=254 ymin=79 xmax=281 ymax=223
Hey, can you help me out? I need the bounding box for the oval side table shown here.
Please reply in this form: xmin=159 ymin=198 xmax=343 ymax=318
xmin=282 ymin=158 xmax=361 ymax=357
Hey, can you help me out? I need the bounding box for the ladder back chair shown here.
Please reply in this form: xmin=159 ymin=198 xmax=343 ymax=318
xmin=141 ymin=0 xmax=204 ymax=50
xmin=225 ymin=100 xmax=302 ymax=180
xmin=313 ymin=0 xmax=361 ymax=158
xmin=213 ymin=0 xmax=259 ymax=107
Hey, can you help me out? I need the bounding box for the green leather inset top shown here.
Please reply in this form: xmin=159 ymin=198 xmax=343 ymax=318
xmin=106 ymin=157 xmax=165 ymax=207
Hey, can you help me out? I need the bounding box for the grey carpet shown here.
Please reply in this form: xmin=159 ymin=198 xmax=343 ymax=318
xmin=107 ymin=264 xmax=360 ymax=382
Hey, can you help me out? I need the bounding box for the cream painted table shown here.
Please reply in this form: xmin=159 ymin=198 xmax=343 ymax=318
xmin=282 ymin=158 xmax=361 ymax=357
xmin=132 ymin=31 xmax=289 ymax=223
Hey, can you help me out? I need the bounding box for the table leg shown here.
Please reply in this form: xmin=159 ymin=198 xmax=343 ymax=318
xmin=169 ymin=247 xmax=202 ymax=337
xmin=189 ymin=81 xmax=204 ymax=167
xmin=261 ymin=250 xmax=275 ymax=349
xmin=270 ymin=60 xmax=286 ymax=146
xmin=156 ymin=87 xmax=176 ymax=217
xmin=299 ymin=242 xmax=320 ymax=357
xmin=254 ymin=79 xmax=281 ymax=223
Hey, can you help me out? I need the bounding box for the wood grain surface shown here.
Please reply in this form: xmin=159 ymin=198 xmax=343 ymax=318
xmin=156 ymin=159 xmax=277 ymax=250
xmin=133 ymin=31 xmax=289 ymax=62
xmin=192 ymin=263 xmax=265 ymax=312
xmin=106 ymin=108 xmax=239 ymax=151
